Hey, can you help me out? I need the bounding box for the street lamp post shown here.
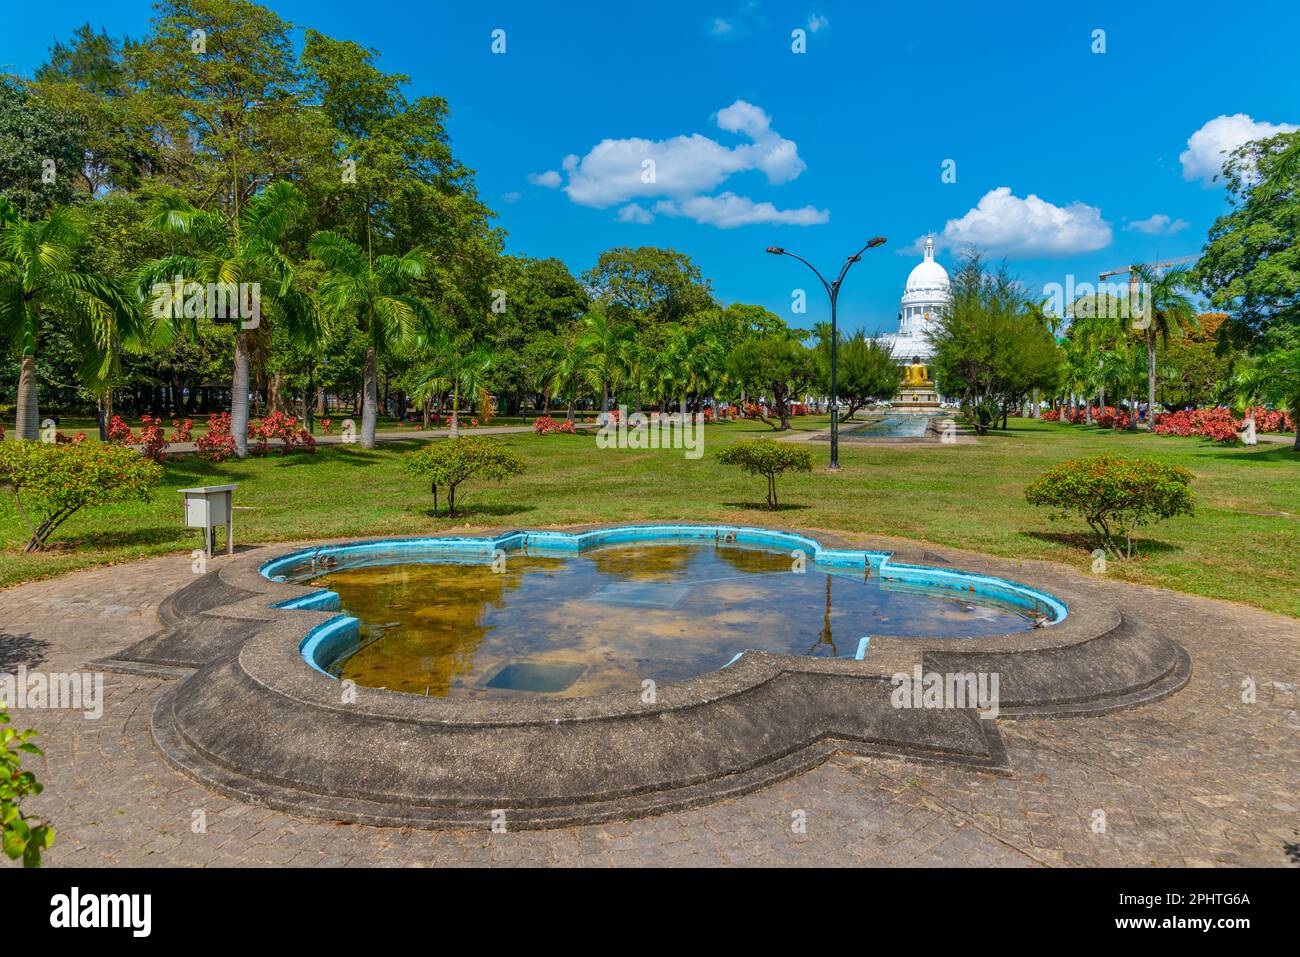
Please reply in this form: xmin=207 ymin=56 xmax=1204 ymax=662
xmin=766 ymin=237 xmax=887 ymax=470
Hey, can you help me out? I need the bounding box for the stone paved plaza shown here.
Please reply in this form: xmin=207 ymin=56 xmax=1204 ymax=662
xmin=2 ymin=540 xmax=1297 ymax=868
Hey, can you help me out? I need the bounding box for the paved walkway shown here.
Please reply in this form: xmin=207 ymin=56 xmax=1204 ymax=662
xmin=1 ymin=539 xmax=1296 ymax=867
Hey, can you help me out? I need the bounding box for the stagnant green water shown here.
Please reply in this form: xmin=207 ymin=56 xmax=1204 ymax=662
xmin=313 ymin=541 xmax=1041 ymax=699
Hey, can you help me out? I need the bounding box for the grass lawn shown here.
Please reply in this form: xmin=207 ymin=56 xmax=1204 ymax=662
xmin=1 ymin=417 xmax=1296 ymax=617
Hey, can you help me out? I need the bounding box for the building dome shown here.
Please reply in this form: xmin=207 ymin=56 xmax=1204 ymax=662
xmin=901 ymin=237 xmax=950 ymax=303
xmin=883 ymin=236 xmax=950 ymax=365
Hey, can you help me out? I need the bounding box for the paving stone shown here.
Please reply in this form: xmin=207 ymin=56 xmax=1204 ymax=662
xmin=2 ymin=548 xmax=1297 ymax=867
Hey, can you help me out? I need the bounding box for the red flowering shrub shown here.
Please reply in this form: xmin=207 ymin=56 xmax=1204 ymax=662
xmin=533 ymin=415 xmax=577 ymax=435
xmin=320 ymin=418 xmax=333 ymax=434
xmin=106 ymin=415 xmax=136 ymax=444
xmin=171 ymin=418 xmax=193 ymax=443
xmin=249 ymin=411 xmax=315 ymax=455
xmin=137 ymin=415 xmax=170 ymax=461
xmin=1153 ymin=408 xmax=1240 ymax=443
xmin=54 ymin=432 xmax=86 ymax=445
xmin=196 ymin=413 xmax=237 ymax=462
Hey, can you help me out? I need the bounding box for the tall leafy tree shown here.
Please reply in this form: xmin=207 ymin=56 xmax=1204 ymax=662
xmin=929 ymin=252 xmax=1062 ymax=434
xmin=0 ymin=78 xmax=83 ymax=217
xmin=814 ymin=327 xmax=904 ymax=421
xmin=726 ymin=332 xmax=816 ymax=431
xmin=1196 ymin=131 xmax=1300 ymax=346
xmin=0 ymin=199 xmax=139 ymax=439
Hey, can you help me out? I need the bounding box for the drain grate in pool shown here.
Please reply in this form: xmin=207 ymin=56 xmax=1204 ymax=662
xmin=484 ymin=659 xmax=587 ymax=693
xmin=584 ymin=581 xmax=692 ymax=609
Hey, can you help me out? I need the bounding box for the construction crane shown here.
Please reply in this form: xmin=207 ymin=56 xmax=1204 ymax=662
xmin=1098 ymin=256 xmax=1197 ymax=327
xmin=1098 ymin=255 xmax=1196 ymax=283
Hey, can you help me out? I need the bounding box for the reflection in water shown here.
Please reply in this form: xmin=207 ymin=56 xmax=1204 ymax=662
xmin=313 ymin=542 xmax=1040 ymax=699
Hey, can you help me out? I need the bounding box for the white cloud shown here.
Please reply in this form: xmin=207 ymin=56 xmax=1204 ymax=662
xmin=653 ymin=193 xmax=829 ymax=229
xmin=501 ymin=191 xmax=522 ymax=204
xmin=543 ymin=100 xmax=822 ymax=229
xmin=616 ymin=203 xmax=654 ymax=224
xmin=559 ymin=99 xmax=806 ymax=207
xmin=710 ymin=18 xmax=733 ymax=35
xmin=1125 ymin=213 xmax=1189 ymax=235
xmin=1180 ymin=114 xmax=1299 ymax=186
xmin=807 ymin=14 xmax=830 ymax=32
xmin=927 ymin=187 xmax=1112 ymax=257
xmin=527 ymin=170 xmax=562 ymax=188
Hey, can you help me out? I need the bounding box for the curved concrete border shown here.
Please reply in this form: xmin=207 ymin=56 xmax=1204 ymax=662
xmin=99 ymin=524 xmax=1191 ymax=828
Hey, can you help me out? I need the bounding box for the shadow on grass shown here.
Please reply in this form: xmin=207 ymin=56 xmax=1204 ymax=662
xmin=721 ymin=501 xmax=812 ymax=512
xmin=1198 ymin=443 xmax=1299 ymax=463
xmin=48 ymin=525 xmax=193 ymax=551
xmin=415 ymin=503 xmax=536 ymax=520
xmin=1022 ymin=529 xmax=1181 ymax=558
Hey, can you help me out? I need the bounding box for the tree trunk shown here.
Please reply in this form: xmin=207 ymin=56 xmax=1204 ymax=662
xmin=14 ymin=354 xmax=39 ymax=440
xmin=267 ymin=371 xmax=287 ymax=414
xmin=1127 ymin=393 xmax=1139 ymax=432
xmin=231 ymin=332 xmax=251 ymax=457
xmin=566 ymin=399 xmax=575 ymax=424
xmin=361 ymin=345 xmax=378 ymax=449
xmin=1146 ymin=329 xmax=1157 ymax=432
xmin=449 ymin=382 xmax=461 ymax=438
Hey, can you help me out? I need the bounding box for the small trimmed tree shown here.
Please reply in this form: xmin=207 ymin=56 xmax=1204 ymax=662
xmin=717 ymin=439 xmax=813 ymax=508
xmin=0 ymin=442 xmax=163 ymax=552
xmin=404 ymin=436 xmax=525 ymax=517
xmin=1024 ymin=454 xmax=1194 ymax=558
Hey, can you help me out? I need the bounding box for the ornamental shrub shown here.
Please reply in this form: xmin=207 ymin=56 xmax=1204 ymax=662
xmin=403 ymin=436 xmax=526 ymax=517
xmin=0 ymin=441 xmax=163 ymax=552
xmin=1024 ymin=453 xmax=1194 ymax=558
xmin=716 ymin=438 xmax=814 ymax=508
xmin=533 ymin=415 xmax=576 ymax=435
xmin=1 ymin=707 xmax=53 ymax=867
xmin=195 ymin=413 xmax=237 ymax=462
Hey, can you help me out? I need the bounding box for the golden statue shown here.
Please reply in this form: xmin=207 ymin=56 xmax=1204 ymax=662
xmin=903 ymin=358 xmax=931 ymax=387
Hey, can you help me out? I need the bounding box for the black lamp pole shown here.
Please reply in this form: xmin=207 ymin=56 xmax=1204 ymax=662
xmin=766 ymin=237 xmax=887 ymax=470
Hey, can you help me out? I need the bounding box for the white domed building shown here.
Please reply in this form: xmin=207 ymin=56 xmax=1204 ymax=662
xmin=882 ymin=236 xmax=950 ymax=366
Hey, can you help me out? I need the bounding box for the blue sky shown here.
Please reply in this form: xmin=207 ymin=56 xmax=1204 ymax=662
xmin=4 ymin=0 xmax=1298 ymax=333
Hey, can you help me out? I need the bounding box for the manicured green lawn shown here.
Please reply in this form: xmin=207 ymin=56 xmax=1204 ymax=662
xmin=1 ymin=417 xmax=1296 ymax=617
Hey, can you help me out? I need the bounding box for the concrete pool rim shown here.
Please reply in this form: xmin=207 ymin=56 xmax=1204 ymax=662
xmin=112 ymin=523 xmax=1191 ymax=829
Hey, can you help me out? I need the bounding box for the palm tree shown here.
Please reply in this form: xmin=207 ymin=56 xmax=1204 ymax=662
xmin=0 ymin=200 xmax=140 ymax=440
xmin=1132 ymin=266 xmax=1196 ymax=431
xmin=547 ymin=335 xmax=592 ymax=423
xmin=310 ymin=231 xmax=429 ymax=449
xmin=577 ymin=310 xmax=625 ymax=416
xmin=409 ymin=328 xmax=493 ymax=437
xmin=1220 ymin=351 xmax=1300 ymax=449
xmin=139 ymin=182 xmax=313 ymax=456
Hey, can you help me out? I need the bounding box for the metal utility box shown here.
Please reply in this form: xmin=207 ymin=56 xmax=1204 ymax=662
xmin=180 ymin=484 xmax=238 ymax=557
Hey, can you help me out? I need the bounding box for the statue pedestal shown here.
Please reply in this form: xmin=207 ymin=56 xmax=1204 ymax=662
xmin=894 ymin=364 xmax=942 ymax=414
xmin=893 ymin=384 xmax=941 ymax=413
